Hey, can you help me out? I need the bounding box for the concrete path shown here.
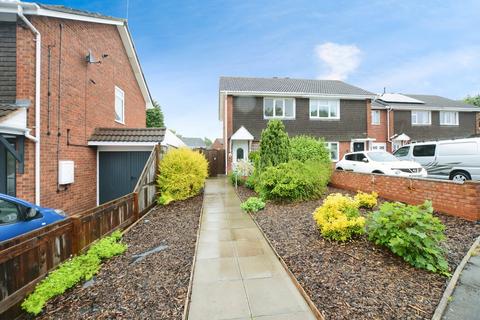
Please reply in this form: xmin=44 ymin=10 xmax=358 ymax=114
xmin=187 ymin=177 xmax=316 ymax=320
xmin=442 ymin=243 xmax=480 ymax=320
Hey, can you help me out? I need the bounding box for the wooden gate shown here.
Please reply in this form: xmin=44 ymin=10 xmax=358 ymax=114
xmin=196 ymin=148 xmax=225 ymax=177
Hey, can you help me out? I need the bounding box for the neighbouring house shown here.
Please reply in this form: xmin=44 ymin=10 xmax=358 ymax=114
xmin=219 ymin=77 xmax=480 ymax=171
xmin=219 ymin=76 xmax=376 ymax=171
xmin=372 ymin=93 xmax=480 ymax=150
xmin=182 ymin=137 xmax=207 ymax=149
xmin=0 ymin=2 xmax=178 ymax=213
xmin=210 ymin=138 xmax=224 ymax=150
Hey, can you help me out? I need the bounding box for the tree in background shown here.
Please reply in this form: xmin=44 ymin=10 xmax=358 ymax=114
xmin=146 ymin=100 xmax=165 ymax=127
xmin=464 ymin=95 xmax=480 ymax=107
xmin=259 ymin=119 xmax=290 ymax=170
xmin=204 ymin=137 xmax=213 ymax=147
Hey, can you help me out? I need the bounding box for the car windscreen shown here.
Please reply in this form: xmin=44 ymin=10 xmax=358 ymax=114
xmin=393 ymin=146 xmax=409 ymax=157
xmin=367 ymin=152 xmax=398 ymax=162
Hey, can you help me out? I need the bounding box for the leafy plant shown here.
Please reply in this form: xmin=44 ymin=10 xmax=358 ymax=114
xmin=354 ymin=191 xmax=378 ymax=209
xmin=258 ymin=160 xmax=331 ymax=202
xmin=146 ymin=100 xmax=165 ymax=127
xmin=258 ymin=120 xmax=290 ymax=171
xmin=366 ymin=201 xmax=449 ymax=274
xmin=22 ymin=231 xmax=127 ymax=315
xmin=240 ymin=197 xmax=266 ymax=213
xmin=157 ymin=148 xmax=208 ymax=205
xmin=244 ymin=175 xmax=257 ymax=190
xmin=229 ymin=171 xmax=246 ymax=186
xmin=290 ymin=135 xmax=331 ymax=163
xmin=313 ymin=193 xmax=365 ymax=241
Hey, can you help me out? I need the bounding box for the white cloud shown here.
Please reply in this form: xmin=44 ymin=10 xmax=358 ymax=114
xmin=315 ymin=42 xmax=362 ymax=80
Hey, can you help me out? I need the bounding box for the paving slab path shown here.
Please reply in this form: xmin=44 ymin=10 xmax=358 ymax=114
xmin=187 ymin=177 xmax=317 ymax=320
xmin=442 ymin=243 xmax=480 ymax=320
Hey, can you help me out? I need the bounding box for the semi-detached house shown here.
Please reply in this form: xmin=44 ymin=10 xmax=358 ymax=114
xmin=219 ymin=77 xmax=480 ymax=172
xmin=0 ymin=2 xmax=178 ymax=214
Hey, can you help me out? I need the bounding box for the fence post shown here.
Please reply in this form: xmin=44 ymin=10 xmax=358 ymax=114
xmin=133 ymin=192 xmax=139 ymax=221
xmin=71 ymin=217 xmax=82 ymax=255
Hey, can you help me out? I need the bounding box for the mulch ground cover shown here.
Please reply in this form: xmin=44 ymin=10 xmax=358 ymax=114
xmin=37 ymin=194 xmax=203 ymax=320
xmin=236 ymin=186 xmax=480 ymax=320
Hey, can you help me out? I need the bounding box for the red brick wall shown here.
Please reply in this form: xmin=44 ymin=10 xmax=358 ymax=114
xmin=330 ymin=171 xmax=480 ymax=221
xmin=16 ymin=16 xmax=147 ymax=214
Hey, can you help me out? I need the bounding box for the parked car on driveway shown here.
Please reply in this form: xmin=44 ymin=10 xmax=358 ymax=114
xmin=393 ymin=138 xmax=480 ymax=182
xmin=336 ymin=151 xmax=427 ymax=178
xmin=0 ymin=194 xmax=67 ymax=242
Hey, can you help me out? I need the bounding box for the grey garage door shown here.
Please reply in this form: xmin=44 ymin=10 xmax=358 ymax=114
xmin=99 ymin=151 xmax=151 ymax=204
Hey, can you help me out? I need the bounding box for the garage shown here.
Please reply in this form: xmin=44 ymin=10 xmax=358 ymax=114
xmin=88 ymin=128 xmax=185 ymax=205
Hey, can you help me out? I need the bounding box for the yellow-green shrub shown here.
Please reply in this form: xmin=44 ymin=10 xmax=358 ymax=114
xmin=157 ymin=148 xmax=208 ymax=205
xmin=312 ymin=193 xmax=365 ymax=241
xmin=354 ymin=191 xmax=378 ymax=209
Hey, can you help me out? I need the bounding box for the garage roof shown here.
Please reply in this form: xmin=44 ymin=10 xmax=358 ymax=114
xmin=88 ymin=128 xmax=166 ymax=144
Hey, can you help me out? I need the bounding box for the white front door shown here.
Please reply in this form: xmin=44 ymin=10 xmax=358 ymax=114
xmin=232 ymin=140 xmax=249 ymax=163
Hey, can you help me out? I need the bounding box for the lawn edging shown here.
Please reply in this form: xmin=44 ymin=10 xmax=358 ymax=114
xmin=431 ymin=235 xmax=480 ymax=320
xmin=182 ymin=190 xmax=206 ymax=320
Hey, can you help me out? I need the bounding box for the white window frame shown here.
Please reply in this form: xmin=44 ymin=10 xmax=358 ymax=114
xmin=309 ymin=99 xmax=340 ymax=120
xmin=411 ymin=110 xmax=431 ymax=126
xmin=114 ymin=86 xmax=125 ymax=124
xmin=326 ymin=142 xmax=339 ymax=161
xmin=263 ymin=97 xmax=295 ymax=119
xmin=439 ymin=111 xmax=459 ymax=126
xmin=371 ymin=110 xmax=381 ymax=125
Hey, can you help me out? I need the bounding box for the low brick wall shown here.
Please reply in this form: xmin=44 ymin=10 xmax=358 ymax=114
xmin=330 ymin=171 xmax=480 ymax=221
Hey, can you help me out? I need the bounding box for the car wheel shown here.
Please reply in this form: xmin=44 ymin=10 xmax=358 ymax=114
xmin=336 ymin=167 xmax=343 ymax=171
xmin=372 ymin=170 xmax=384 ymax=174
xmin=450 ymin=171 xmax=470 ymax=182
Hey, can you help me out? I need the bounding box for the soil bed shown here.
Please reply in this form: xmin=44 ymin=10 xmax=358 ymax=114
xmin=37 ymin=194 xmax=203 ymax=320
xmin=236 ymin=186 xmax=480 ymax=320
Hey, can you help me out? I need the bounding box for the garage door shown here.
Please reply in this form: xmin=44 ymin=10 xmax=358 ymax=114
xmin=99 ymin=151 xmax=151 ymax=204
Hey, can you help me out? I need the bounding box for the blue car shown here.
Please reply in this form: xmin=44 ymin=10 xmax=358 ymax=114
xmin=0 ymin=193 xmax=67 ymax=243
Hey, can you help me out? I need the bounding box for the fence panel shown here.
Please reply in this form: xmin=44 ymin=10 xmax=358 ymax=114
xmin=135 ymin=145 xmax=164 ymax=215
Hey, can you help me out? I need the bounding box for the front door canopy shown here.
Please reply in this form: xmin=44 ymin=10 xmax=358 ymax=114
xmin=231 ymin=126 xmax=254 ymax=141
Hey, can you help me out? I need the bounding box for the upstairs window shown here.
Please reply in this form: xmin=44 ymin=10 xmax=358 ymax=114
xmin=439 ymin=111 xmax=459 ymax=125
xmin=411 ymin=110 xmax=431 ymax=125
xmin=263 ymin=98 xmax=295 ymax=119
xmin=309 ymin=99 xmax=340 ymax=119
xmin=371 ymin=110 xmax=380 ymax=125
xmin=115 ymin=86 xmax=125 ymax=124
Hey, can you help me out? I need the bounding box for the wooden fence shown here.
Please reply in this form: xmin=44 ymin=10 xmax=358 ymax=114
xmin=0 ymin=145 xmax=163 ymax=319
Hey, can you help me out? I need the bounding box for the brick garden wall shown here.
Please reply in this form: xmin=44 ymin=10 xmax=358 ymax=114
xmin=330 ymin=171 xmax=480 ymax=221
xmin=16 ymin=16 xmax=147 ymax=213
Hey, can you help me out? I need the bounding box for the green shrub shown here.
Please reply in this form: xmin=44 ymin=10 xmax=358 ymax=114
xmin=22 ymin=231 xmax=127 ymax=315
xmin=290 ymin=135 xmax=331 ymax=163
xmin=244 ymin=175 xmax=256 ymax=190
xmin=367 ymin=201 xmax=449 ymax=274
xmin=258 ymin=160 xmax=331 ymax=202
xmin=313 ymin=193 xmax=366 ymax=241
xmin=229 ymin=171 xmax=246 ymax=186
xmin=248 ymin=150 xmax=260 ymax=170
xmin=241 ymin=197 xmax=266 ymax=213
xmin=259 ymin=120 xmax=290 ymax=170
xmin=157 ymin=148 xmax=208 ymax=205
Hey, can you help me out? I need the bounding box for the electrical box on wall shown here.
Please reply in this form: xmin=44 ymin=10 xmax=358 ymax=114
xmin=58 ymin=160 xmax=74 ymax=185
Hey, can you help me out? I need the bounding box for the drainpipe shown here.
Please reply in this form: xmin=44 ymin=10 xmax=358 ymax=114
xmin=386 ymin=105 xmax=392 ymax=147
xmin=224 ymin=93 xmax=228 ymax=174
xmin=18 ymin=6 xmax=41 ymax=205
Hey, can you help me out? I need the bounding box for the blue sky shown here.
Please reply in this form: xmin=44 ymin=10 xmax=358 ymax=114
xmin=31 ymin=0 xmax=480 ymax=139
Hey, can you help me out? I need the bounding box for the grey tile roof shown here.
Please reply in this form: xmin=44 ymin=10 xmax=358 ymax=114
xmin=38 ymin=4 xmax=125 ymax=22
xmin=0 ymin=104 xmax=20 ymax=118
xmin=89 ymin=128 xmax=165 ymax=143
xmin=181 ymin=137 xmax=207 ymax=148
xmin=219 ymin=76 xmax=375 ymax=96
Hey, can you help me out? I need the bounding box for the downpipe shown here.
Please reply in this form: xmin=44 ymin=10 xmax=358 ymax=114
xmin=17 ymin=5 xmax=41 ymax=205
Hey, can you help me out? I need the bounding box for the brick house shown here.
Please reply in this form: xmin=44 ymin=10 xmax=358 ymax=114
xmin=219 ymin=77 xmax=480 ymax=171
xmin=0 ymin=2 xmax=168 ymax=213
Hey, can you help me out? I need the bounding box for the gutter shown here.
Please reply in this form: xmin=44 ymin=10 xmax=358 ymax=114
xmin=17 ymin=4 xmax=41 ymax=205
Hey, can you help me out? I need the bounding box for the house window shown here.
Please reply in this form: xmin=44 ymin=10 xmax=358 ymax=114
xmin=263 ymin=98 xmax=295 ymax=119
xmin=236 ymin=148 xmax=244 ymax=160
xmin=411 ymin=111 xmax=431 ymax=125
xmin=371 ymin=110 xmax=380 ymax=125
xmin=309 ymin=99 xmax=340 ymax=119
xmin=114 ymin=86 xmax=125 ymax=124
xmin=439 ymin=111 xmax=459 ymax=125
xmin=326 ymin=142 xmax=339 ymax=161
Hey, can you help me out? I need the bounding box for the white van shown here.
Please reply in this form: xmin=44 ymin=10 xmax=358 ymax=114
xmin=393 ymin=138 xmax=480 ymax=182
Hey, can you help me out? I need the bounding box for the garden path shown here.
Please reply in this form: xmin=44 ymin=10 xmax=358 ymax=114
xmin=187 ymin=177 xmax=317 ymax=320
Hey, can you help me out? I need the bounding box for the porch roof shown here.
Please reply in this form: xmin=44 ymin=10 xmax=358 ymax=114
xmin=88 ymin=127 xmax=165 ymax=145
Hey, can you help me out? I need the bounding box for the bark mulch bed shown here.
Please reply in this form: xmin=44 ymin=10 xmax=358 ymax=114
xmin=236 ymin=186 xmax=480 ymax=320
xmin=37 ymin=194 xmax=203 ymax=320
